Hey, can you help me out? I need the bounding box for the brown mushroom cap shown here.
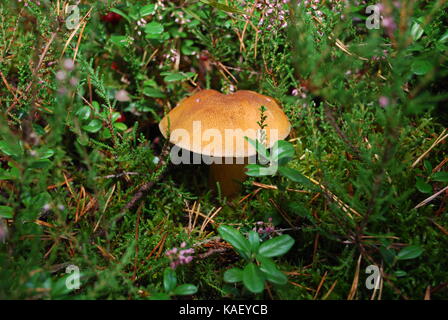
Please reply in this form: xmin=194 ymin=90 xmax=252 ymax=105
xmin=159 ymin=89 xmax=291 ymax=158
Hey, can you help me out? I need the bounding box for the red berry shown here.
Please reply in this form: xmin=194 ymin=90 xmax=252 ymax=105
xmin=101 ymin=12 xmax=122 ymax=24
xmin=116 ymin=113 xmax=126 ymax=123
xmin=111 ymin=61 xmax=119 ymax=71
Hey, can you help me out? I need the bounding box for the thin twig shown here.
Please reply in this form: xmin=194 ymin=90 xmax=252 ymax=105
xmin=411 ymin=129 xmax=448 ymax=168
xmin=414 ymin=185 xmax=448 ymax=209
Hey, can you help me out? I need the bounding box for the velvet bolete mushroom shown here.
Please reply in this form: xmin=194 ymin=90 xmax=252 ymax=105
xmin=159 ymin=89 xmax=291 ymax=197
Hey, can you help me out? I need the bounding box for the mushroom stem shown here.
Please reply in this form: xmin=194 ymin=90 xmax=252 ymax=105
xmin=209 ymin=161 xmax=248 ymax=198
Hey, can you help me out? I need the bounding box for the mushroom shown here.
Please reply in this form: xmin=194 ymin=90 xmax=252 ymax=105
xmin=159 ymin=89 xmax=291 ymax=197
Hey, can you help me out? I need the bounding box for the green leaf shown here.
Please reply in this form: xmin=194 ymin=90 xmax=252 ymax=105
xmin=270 ymin=140 xmax=294 ymax=165
xmin=244 ymin=136 xmax=270 ymax=161
xmin=113 ymin=122 xmax=128 ymax=131
xmin=145 ymin=22 xmax=164 ymax=35
xmin=111 ymin=112 xmax=121 ymax=123
xmin=248 ymin=231 xmax=260 ymax=253
xmin=82 ymin=119 xmax=103 ymax=133
xmin=76 ymin=106 xmax=91 ymax=120
xmin=140 ymin=4 xmax=155 ymax=17
xmin=110 ymin=35 xmax=129 ymax=47
xmin=181 ymin=40 xmax=199 ymax=55
xmin=163 ymin=72 xmax=195 ymax=83
xmin=411 ymin=59 xmax=432 ymax=75
xmin=143 ymin=87 xmax=166 ymax=98
xmin=423 ymin=160 xmax=432 ymax=173
xmin=223 ymin=268 xmax=244 ymax=283
xmin=29 ymin=159 xmax=52 ymax=169
xmin=397 ymin=245 xmax=424 ymax=260
xmin=245 ymin=164 xmax=277 ymax=177
xmin=0 ymin=206 xmax=13 ymax=219
xmin=394 ymin=270 xmax=407 ymax=277
xmin=415 ymin=177 xmax=432 ymax=194
xmin=217 ymin=225 xmax=251 ymax=260
xmin=91 ymin=101 xmax=100 ymax=113
xmin=242 ymin=263 xmax=265 ymax=293
xmin=431 ymin=171 xmax=448 ymax=183
xmin=257 ymin=256 xmax=288 ymax=285
xmin=439 ymin=31 xmax=448 ymax=43
xmin=163 ymin=268 xmax=177 ymax=292
xmin=258 ymin=234 xmax=294 ymax=258
xmin=410 ymin=21 xmax=424 ymax=41
xmin=278 ymin=166 xmax=314 ymax=187
xmin=0 ymin=140 xmax=23 ymax=157
xmin=37 ymin=148 xmax=54 ymax=159
xmin=173 ymin=284 xmax=197 ymax=296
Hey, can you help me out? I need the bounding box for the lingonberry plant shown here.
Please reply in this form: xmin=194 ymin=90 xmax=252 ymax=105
xmin=0 ymin=0 xmax=447 ymax=301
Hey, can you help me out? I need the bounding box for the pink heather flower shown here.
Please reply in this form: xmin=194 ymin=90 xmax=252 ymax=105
xmin=56 ymin=70 xmax=67 ymax=81
xmin=253 ymin=217 xmax=279 ymax=238
xmin=115 ymin=89 xmax=130 ymax=102
xmin=382 ymin=17 xmax=397 ymax=32
xmin=63 ymin=59 xmax=75 ymax=71
xmin=379 ymin=96 xmax=389 ymax=107
xmin=165 ymin=243 xmax=195 ymax=269
xmin=69 ymin=77 xmax=78 ymax=86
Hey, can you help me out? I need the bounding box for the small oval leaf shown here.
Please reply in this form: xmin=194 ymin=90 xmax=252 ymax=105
xmin=242 ymin=263 xmax=265 ymax=294
xmin=258 ymin=234 xmax=295 ymax=258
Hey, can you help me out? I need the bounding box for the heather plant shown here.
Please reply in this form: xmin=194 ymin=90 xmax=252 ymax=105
xmin=0 ymin=0 xmax=447 ymax=300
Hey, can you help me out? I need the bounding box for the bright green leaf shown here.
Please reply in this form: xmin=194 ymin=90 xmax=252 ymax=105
xmin=163 ymin=268 xmax=177 ymax=292
xmin=76 ymin=106 xmax=91 ymax=120
xmin=242 ymin=263 xmax=265 ymax=293
xmin=411 ymin=59 xmax=432 ymax=75
xmin=397 ymin=245 xmax=424 ymax=260
xmin=82 ymin=119 xmax=103 ymax=133
xmin=0 ymin=206 xmax=13 ymax=219
xmin=248 ymin=230 xmax=260 ymax=253
xmin=245 ymin=164 xmax=277 ymax=177
xmin=410 ymin=21 xmax=424 ymax=41
xmin=217 ymin=225 xmax=251 ymax=260
xmin=0 ymin=140 xmax=23 ymax=157
xmin=258 ymin=234 xmax=294 ymax=258
xmin=270 ymin=140 xmax=295 ymax=165
xmin=140 ymin=4 xmax=155 ymax=17
xmin=431 ymin=171 xmax=448 ymax=183
xmin=415 ymin=177 xmax=432 ymax=194
xmin=244 ymin=136 xmax=270 ymax=161
xmin=145 ymin=22 xmax=164 ymax=35
xmin=113 ymin=122 xmax=128 ymax=131
xmin=258 ymin=256 xmax=288 ymax=285
xmin=143 ymin=87 xmax=166 ymax=98
xmin=163 ymin=72 xmax=195 ymax=83
xmin=278 ymin=166 xmax=314 ymax=187
xmin=223 ymin=268 xmax=244 ymax=283
xmin=173 ymin=284 xmax=197 ymax=296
